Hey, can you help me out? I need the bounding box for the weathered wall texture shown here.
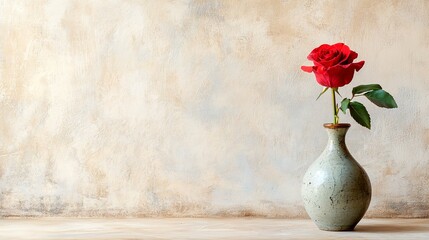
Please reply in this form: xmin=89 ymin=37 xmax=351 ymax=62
xmin=0 ymin=0 xmax=428 ymax=217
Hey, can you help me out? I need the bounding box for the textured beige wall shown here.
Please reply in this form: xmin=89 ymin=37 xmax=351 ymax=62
xmin=0 ymin=0 xmax=428 ymax=217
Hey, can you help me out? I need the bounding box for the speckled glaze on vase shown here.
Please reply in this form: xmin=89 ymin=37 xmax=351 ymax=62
xmin=302 ymin=123 xmax=371 ymax=231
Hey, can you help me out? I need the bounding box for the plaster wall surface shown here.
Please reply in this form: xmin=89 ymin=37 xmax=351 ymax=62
xmin=0 ymin=0 xmax=428 ymax=217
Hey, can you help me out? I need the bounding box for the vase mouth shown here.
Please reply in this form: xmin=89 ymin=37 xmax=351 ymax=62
xmin=323 ymin=123 xmax=351 ymax=129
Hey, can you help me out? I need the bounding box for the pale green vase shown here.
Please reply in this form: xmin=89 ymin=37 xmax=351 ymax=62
xmin=302 ymin=123 xmax=371 ymax=231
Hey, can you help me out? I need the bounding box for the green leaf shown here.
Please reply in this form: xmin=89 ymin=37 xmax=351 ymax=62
xmin=364 ymin=89 xmax=398 ymax=108
xmin=352 ymin=84 xmax=382 ymax=95
xmin=349 ymin=101 xmax=371 ymax=129
xmin=316 ymin=87 xmax=329 ymax=100
xmin=340 ymin=98 xmax=350 ymax=114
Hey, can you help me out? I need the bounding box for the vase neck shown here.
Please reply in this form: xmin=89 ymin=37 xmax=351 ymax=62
xmin=324 ymin=125 xmax=350 ymax=151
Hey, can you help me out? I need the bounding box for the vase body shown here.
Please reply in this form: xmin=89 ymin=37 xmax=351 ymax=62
xmin=302 ymin=123 xmax=371 ymax=231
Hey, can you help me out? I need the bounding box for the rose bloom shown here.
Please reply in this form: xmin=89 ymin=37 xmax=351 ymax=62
xmin=301 ymin=43 xmax=365 ymax=88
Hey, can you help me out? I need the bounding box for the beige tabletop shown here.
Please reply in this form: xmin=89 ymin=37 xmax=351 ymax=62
xmin=0 ymin=218 xmax=428 ymax=239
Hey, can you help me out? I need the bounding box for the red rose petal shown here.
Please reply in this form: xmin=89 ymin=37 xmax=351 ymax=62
xmin=325 ymin=65 xmax=356 ymax=87
xmin=301 ymin=66 xmax=314 ymax=73
xmin=344 ymin=51 xmax=358 ymax=64
xmin=353 ymin=60 xmax=365 ymax=71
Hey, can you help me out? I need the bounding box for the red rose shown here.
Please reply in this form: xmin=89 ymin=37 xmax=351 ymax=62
xmin=301 ymin=43 xmax=365 ymax=88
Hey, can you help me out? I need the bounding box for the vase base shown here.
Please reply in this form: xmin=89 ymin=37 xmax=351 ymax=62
xmin=316 ymin=224 xmax=356 ymax=231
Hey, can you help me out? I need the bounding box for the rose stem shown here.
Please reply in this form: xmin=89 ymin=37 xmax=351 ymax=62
xmin=332 ymin=88 xmax=339 ymax=124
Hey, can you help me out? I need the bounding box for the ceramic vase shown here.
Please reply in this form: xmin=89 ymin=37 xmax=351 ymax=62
xmin=302 ymin=123 xmax=371 ymax=231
